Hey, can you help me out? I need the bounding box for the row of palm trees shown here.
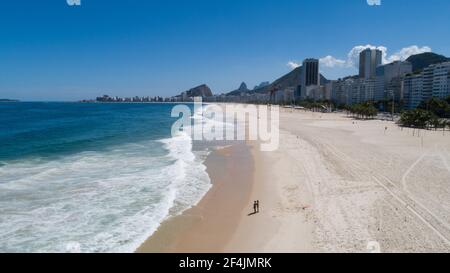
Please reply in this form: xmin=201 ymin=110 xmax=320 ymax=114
xmin=345 ymin=103 xmax=378 ymax=120
xmin=418 ymin=97 xmax=450 ymax=119
xmin=399 ymin=109 xmax=450 ymax=130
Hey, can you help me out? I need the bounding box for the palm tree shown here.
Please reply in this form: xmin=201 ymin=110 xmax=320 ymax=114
xmin=400 ymin=109 xmax=438 ymax=129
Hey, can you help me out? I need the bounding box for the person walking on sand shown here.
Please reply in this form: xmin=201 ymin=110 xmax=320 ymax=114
xmin=253 ymin=201 xmax=257 ymax=214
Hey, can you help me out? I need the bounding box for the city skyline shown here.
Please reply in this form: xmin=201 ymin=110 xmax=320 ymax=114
xmin=1 ymin=0 xmax=450 ymax=101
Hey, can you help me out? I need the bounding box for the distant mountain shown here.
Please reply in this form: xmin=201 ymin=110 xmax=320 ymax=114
xmin=255 ymin=66 xmax=303 ymax=94
xmin=227 ymin=66 xmax=327 ymax=96
xmin=238 ymin=82 xmax=249 ymax=92
xmin=0 ymin=99 xmax=19 ymax=102
xmin=406 ymin=52 xmax=450 ymax=73
xmin=226 ymin=82 xmax=250 ymax=96
xmin=184 ymin=84 xmax=213 ymax=97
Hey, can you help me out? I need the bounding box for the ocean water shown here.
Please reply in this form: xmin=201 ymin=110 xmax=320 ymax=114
xmin=0 ymin=102 xmax=212 ymax=253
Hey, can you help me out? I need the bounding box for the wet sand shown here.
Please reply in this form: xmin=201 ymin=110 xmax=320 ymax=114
xmin=136 ymin=142 xmax=254 ymax=252
xmin=138 ymin=106 xmax=450 ymax=253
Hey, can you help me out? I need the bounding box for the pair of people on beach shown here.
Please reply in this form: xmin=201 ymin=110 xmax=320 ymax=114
xmin=253 ymin=200 xmax=260 ymax=214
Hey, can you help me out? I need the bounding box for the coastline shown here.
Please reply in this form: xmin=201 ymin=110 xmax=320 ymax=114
xmin=136 ymin=105 xmax=317 ymax=253
xmin=136 ymin=142 xmax=254 ymax=252
xmin=138 ymin=107 xmax=450 ymax=253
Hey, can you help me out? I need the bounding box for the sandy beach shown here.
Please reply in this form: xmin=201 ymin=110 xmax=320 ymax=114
xmin=138 ymin=107 xmax=450 ymax=253
xmin=136 ymin=142 xmax=254 ymax=253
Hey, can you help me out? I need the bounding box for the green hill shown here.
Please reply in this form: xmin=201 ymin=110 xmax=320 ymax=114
xmin=406 ymin=52 xmax=450 ymax=73
xmin=227 ymin=66 xmax=327 ymax=96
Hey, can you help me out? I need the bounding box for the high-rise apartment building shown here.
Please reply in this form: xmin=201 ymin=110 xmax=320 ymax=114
xmin=300 ymin=58 xmax=320 ymax=99
xmin=431 ymin=62 xmax=450 ymax=98
xmin=402 ymin=62 xmax=450 ymax=109
xmin=403 ymin=74 xmax=423 ymax=109
xmin=375 ymin=61 xmax=412 ymax=101
xmin=302 ymin=58 xmax=320 ymax=86
xmin=359 ymin=48 xmax=382 ymax=79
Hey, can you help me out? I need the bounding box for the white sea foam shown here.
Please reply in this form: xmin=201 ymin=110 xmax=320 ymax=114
xmin=191 ymin=104 xmax=237 ymax=140
xmin=0 ymin=103 xmax=242 ymax=253
xmin=159 ymin=131 xmax=212 ymax=216
xmin=0 ymin=132 xmax=212 ymax=253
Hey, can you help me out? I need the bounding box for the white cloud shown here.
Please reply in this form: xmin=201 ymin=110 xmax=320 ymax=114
xmin=319 ymin=55 xmax=346 ymax=68
xmin=319 ymin=44 xmax=432 ymax=69
xmin=287 ymin=61 xmax=300 ymax=70
xmin=287 ymin=45 xmax=431 ymax=79
xmin=346 ymin=44 xmax=388 ymax=67
xmin=386 ymin=45 xmax=432 ymax=63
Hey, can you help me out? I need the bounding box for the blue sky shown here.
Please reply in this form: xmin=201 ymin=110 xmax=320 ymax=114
xmin=0 ymin=0 xmax=449 ymax=101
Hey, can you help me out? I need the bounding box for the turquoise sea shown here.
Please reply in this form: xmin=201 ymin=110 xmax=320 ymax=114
xmin=0 ymin=102 xmax=212 ymax=253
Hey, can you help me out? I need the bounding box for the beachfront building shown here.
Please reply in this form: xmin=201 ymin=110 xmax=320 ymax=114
xmin=302 ymin=85 xmax=317 ymax=100
xmin=350 ymin=80 xmax=360 ymax=104
xmin=330 ymin=80 xmax=341 ymax=103
xmin=283 ymin=87 xmax=296 ymax=103
xmin=241 ymin=93 xmax=271 ymax=104
xmin=402 ymin=62 xmax=450 ymax=109
xmin=359 ymin=48 xmax=382 ymax=79
xmin=421 ymin=65 xmax=434 ymax=101
xmin=403 ymin=74 xmax=423 ymax=109
xmin=375 ymin=61 xmax=412 ymax=101
xmin=431 ymin=62 xmax=450 ymax=98
xmin=302 ymin=58 xmax=320 ymax=86
xmin=383 ymin=61 xmax=413 ymax=81
xmin=327 ymin=48 xmax=385 ymax=106
xmin=374 ymin=75 xmax=385 ymax=101
xmin=361 ymin=78 xmax=376 ymax=103
xmin=330 ymin=76 xmax=375 ymax=105
xmin=274 ymin=89 xmax=284 ymax=104
xmin=335 ymin=78 xmax=376 ymax=104
xmin=324 ymin=82 xmax=333 ymax=101
xmin=300 ymin=58 xmax=320 ymax=99
xmin=331 ymin=58 xmax=449 ymax=109
xmin=386 ymin=77 xmax=403 ymax=102
xmin=350 ymin=79 xmax=375 ymax=104
xmin=311 ymin=86 xmax=328 ymax=101
xmin=331 ymin=76 xmax=357 ymax=106
xmin=273 ymin=88 xmax=296 ymax=104
xmin=182 ymin=92 xmax=189 ymax=101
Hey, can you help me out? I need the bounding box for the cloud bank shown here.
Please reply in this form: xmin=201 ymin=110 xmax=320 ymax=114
xmin=287 ymin=61 xmax=301 ymax=69
xmin=287 ymin=45 xmax=431 ymax=73
xmin=319 ymin=55 xmax=347 ymax=68
xmin=386 ymin=45 xmax=432 ymax=63
xmin=318 ymin=45 xmax=432 ymax=69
